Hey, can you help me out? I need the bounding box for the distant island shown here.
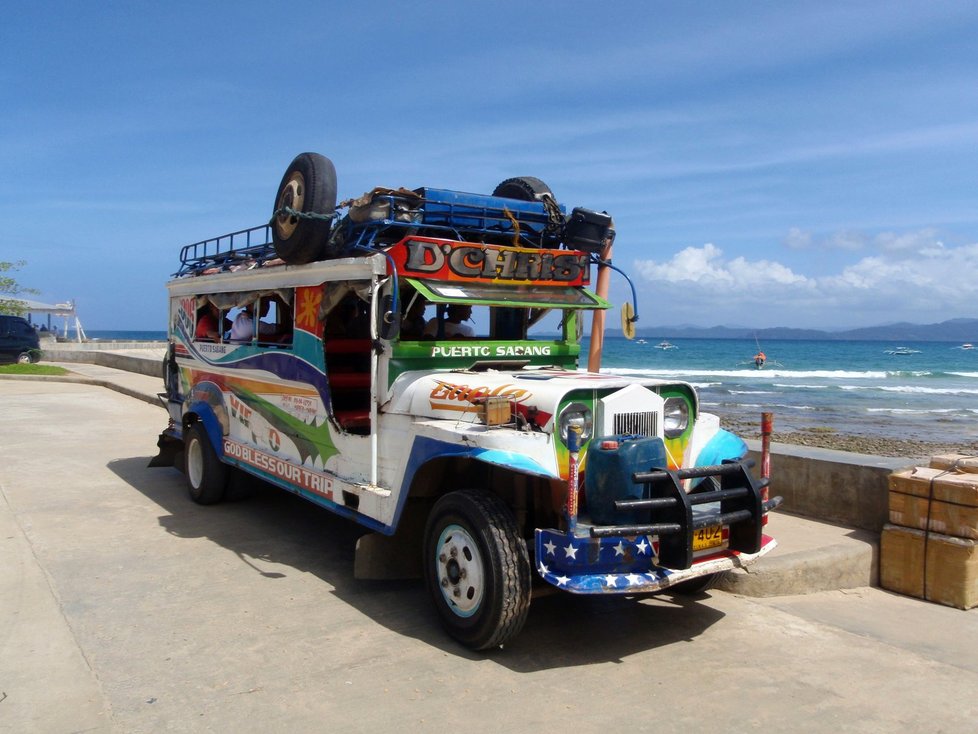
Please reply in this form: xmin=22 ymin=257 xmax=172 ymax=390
xmin=607 ymin=317 xmax=978 ymax=342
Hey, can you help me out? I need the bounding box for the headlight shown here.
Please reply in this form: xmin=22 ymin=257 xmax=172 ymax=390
xmin=663 ymin=397 xmax=689 ymax=438
xmin=558 ymin=402 xmax=592 ymax=444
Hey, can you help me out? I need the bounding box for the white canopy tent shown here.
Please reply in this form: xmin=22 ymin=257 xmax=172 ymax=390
xmin=15 ymin=298 xmax=87 ymax=342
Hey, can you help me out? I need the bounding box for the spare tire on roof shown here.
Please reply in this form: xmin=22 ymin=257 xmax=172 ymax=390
xmin=491 ymin=176 xmax=553 ymax=201
xmin=271 ymin=152 xmax=337 ymax=265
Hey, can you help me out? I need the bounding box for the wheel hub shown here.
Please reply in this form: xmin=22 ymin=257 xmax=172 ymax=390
xmin=275 ymin=173 xmax=306 ymax=238
xmin=435 ymin=524 xmax=484 ymax=617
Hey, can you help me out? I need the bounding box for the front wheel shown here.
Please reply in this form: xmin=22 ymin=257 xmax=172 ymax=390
xmin=423 ymin=490 xmax=531 ymax=650
xmin=17 ymin=351 xmax=32 ymax=364
xmin=184 ymin=423 xmax=227 ymax=505
xmin=670 ymin=571 xmax=726 ymax=595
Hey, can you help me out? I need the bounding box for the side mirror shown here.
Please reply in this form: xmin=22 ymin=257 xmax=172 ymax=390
xmin=379 ymin=295 xmax=400 ymax=340
xmin=620 ymin=302 xmax=636 ymax=340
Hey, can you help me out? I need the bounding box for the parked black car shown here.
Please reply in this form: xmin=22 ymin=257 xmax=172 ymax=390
xmin=0 ymin=314 xmax=41 ymax=363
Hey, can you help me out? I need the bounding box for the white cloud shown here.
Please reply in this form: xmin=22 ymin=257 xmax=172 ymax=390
xmin=632 ymin=233 xmax=978 ymax=328
xmin=634 ymin=243 xmax=809 ymax=290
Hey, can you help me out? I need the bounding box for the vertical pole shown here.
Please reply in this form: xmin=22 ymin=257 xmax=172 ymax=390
xmin=565 ymin=425 xmax=582 ymax=534
xmin=587 ymin=224 xmax=614 ymax=373
xmin=760 ymin=412 xmax=773 ymax=525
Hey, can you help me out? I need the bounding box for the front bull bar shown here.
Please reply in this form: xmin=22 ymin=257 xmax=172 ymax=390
xmin=589 ymin=459 xmax=783 ymax=570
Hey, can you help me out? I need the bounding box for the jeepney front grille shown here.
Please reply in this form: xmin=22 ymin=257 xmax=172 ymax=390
xmin=614 ymin=411 xmax=658 ymax=437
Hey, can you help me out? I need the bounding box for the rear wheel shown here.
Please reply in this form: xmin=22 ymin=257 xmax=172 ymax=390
xmin=423 ymin=490 xmax=531 ymax=650
xmin=271 ymin=152 xmax=337 ymax=265
xmin=184 ymin=423 xmax=227 ymax=505
xmin=16 ymin=351 xmax=32 ymax=364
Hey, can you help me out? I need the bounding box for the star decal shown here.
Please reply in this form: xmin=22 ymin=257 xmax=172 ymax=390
xmin=613 ymin=541 xmax=626 ymax=557
xmin=555 ymin=575 xmax=570 ymax=586
xmin=626 ymin=574 xmax=644 ymax=586
xmin=538 ymin=562 xmax=550 ymax=575
xmin=544 ymin=539 xmax=557 ymax=556
xmin=635 ymin=538 xmax=650 ymax=555
xmin=604 ymin=574 xmax=618 ymax=587
xmin=563 ymin=544 xmax=578 ymax=560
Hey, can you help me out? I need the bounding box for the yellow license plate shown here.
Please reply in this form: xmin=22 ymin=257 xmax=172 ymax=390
xmin=692 ymin=524 xmax=724 ymax=551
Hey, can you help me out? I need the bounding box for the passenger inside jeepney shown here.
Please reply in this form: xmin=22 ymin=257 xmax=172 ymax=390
xmin=195 ymin=302 xmax=220 ymax=342
xmin=257 ymin=295 xmax=293 ymax=345
xmin=423 ymin=303 xmax=474 ymax=339
xmin=400 ymin=294 xmax=427 ymax=339
xmin=229 ymin=304 xmax=255 ymax=343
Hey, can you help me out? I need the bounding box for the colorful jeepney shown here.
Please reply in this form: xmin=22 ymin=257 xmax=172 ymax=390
xmin=154 ymin=153 xmax=781 ymax=650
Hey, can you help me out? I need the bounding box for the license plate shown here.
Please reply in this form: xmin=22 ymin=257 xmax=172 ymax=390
xmin=692 ymin=524 xmax=723 ymax=551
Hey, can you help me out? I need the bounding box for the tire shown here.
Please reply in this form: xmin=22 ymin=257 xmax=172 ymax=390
xmin=423 ymin=489 xmax=531 ymax=650
xmin=184 ymin=423 xmax=227 ymax=505
xmin=271 ymin=152 xmax=337 ymax=265
xmin=492 ymin=176 xmax=553 ymax=201
xmin=16 ymin=351 xmax=32 ymax=364
xmin=670 ymin=571 xmax=726 ymax=595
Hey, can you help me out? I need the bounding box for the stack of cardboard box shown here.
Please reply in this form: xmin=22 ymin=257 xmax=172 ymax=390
xmin=880 ymin=454 xmax=978 ymax=609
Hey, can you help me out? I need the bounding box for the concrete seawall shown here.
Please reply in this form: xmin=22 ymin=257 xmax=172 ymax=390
xmin=41 ymin=341 xmax=166 ymax=378
xmin=747 ymin=442 xmax=910 ymax=532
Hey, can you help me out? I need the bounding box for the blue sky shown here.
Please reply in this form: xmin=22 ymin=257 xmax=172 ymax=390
xmin=2 ymin=1 xmax=977 ymax=331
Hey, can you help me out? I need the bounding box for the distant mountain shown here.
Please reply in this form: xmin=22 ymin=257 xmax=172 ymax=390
xmin=615 ymin=318 xmax=978 ymax=342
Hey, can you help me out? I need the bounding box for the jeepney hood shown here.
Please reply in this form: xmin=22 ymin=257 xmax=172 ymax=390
xmin=387 ymin=368 xmax=682 ymax=429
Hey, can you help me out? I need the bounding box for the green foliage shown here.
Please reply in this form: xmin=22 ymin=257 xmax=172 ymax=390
xmin=0 ymin=260 xmax=39 ymax=316
xmin=0 ymin=363 xmax=67 ymax=376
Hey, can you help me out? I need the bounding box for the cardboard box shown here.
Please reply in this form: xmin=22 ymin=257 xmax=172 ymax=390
xmin=888 ymin=490 xmax=978 ymax=540
xmin=888 ymin=466 xmax=978 ymax=507
xmin=880 ymin=524 xmax=978 ymax=610
xmin=929 ymin=453 xmax=978 ymax=474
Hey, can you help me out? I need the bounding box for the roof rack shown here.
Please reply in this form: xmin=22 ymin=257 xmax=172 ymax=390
xmin=175 ymin=188 xmax=572 ymax=276
xmin=176 ymin=224 xmax=275 ymax=276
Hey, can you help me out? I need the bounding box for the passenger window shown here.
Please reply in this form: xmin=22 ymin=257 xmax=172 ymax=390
xmin=257 ymin=294 xmax=293 ymax=346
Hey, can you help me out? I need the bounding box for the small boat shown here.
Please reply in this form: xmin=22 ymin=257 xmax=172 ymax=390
xmin=960 ymin=343 xmax=974 ymax=350
xmin=654 ymin=340 xmax=677 ymax=350
xmin=885 ymin=347 xmax=921 ymax=355
xmin=635 ymin=338 xmax=647 ymax=345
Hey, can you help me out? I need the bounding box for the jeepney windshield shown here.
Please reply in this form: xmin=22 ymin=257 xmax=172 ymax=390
xmin=407 ymin=278 xmax=608 ymax=309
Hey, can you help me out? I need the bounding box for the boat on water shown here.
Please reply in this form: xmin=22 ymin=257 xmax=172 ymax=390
xmin=959 ymin=343 xmax=974 ymax=350
xmin=635 ymin=338 xmax=647 ymax=344
xmin=885 ymin=347 xmax=921 ymax=355
xmin=654 ymin=340 xmax=677 ymax=350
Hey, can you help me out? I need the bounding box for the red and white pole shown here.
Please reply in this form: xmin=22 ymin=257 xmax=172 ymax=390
xmin=760 ymin=412 xmax=773 ymax=525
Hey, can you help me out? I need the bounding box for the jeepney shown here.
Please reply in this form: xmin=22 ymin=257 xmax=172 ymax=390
xmin=153 ymin=153 xmax=781 ymax=650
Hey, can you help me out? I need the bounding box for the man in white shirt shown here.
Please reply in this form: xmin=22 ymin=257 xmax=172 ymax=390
xmin=229 ymin=306 xmax=254 ymax=343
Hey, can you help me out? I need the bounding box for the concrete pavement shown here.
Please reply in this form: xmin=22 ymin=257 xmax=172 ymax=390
xmin=1 ymin=377 xmax=975 ymax=732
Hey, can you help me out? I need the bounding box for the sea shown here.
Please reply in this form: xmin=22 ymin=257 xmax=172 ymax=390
xmin=84 ymin=330 xmax=978 ymax=445
xmin=595 ymin=337 xmax=978 ymax=445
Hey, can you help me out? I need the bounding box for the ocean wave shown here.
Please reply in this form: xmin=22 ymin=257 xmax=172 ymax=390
xmin=773 ymin=383 xmax=830 ymax=390
xmin=840 ymin=384 xmax=978 ymax=395
xmin=728 ymin=390 xmax=778 ymax=395
xmin=602 ymin=367 xmax=889 ymax=380
xmin=866 ymin=407 xmax=961 ymax=415
xmin=950 ymin=371 xmax=978 ymax=379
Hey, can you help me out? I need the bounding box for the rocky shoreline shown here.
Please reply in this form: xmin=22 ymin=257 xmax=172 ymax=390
xmin=720 ymin=415 xmax=978 ymax=461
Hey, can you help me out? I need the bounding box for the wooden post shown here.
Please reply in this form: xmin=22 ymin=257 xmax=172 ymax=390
xmin=587 ymin=225 xmax=614 ymax=373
